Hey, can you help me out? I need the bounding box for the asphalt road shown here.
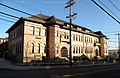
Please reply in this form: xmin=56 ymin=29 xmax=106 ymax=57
xmin=0 ymin=64 xmax=120 ymax=78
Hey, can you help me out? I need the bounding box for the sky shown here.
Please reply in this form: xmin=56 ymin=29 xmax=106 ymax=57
xmin=0 ymin=0 xmax=120 ymax=49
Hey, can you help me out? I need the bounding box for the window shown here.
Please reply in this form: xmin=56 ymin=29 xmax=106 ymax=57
xmin=73 ymin=34 xmax=75 ymax=40
xmin=10 ymin=32 xmax=13 ymax=39
xmin=36 ymin=28 xmax=41 ymax=36
xmin=76 ymin=35 xmax=78 ymax=41
xmin=16 ymin=42 xmax=18 ymax=53
xmin=36 ymin=43 xmax=40 ymax=53
xmin=85 ymin=37 xmax=87 ymax=42
xmin=61 ymin=47 xmax=68 ymax=57
xmin=73 ymin=46 xmax=75 ymax=53
xmin=17 ymin=27 xmax=22 ymax=37
xmin=13 ymin=31 xmax=16 ymax=38
xmin=45 ymin=29 xmax=47 ymax=36
xmin=76 ymin=46 xmax=78 ymax=53
xmin=19 ymin=42 xmax=22 ymax=53
xmin=56 ymin=31 xmax=59 ymax=37
xmin=30 ymin=43 xmax=34 ymax=53
xmin=67 ymin=35 xmax=69 ymax=39
xmin=16 ymin=41 xmax=22 ymax=53
xmin=64 ymin=32 xmax=66 ymax=39
xmin=90 ymin=38 xmax=92 ymax=43
xmin=81 ymin=36 xmax=83 ymax=41
xmin=79 ymin=47 xmax=81 ymax=53
xmin=79 ymin=35 xmax=81 ymax=41
xmin=87 ymin=37 xmax=88 ymax=42
xmin=30 ymin=26 xmax=35 ymax=35
xmin=81 ymin=47 xmax=83 ymax=53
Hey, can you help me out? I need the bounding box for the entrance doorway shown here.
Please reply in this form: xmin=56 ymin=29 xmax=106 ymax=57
xmin=61 ymin=47 xmax=68 ymax=57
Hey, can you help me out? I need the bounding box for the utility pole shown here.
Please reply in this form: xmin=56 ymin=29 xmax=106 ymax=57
xmin=65 ymin=0 xmax=77 ymax=67
xmin=116 ymin=33 xmax=120 ymax=60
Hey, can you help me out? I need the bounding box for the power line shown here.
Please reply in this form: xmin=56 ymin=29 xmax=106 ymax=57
xmin=91 ymin=0 xmax=120 ymax=24
xmin=0 ymin=17 xmax=15 ymax=23
xmin=8 ymin=0 xmax=41 ymax=13
xmin=0 ymin=14 xmax=17 ymax=20
xmin=109 ymin=0 xmax=120 ymax=12
xmin=0 ymin=12 xmax=19 ymax=19
xmin=98 ymin=0 xmax=120 ymax=20
xmin=0 ymin=3 xmax=43 ymax=20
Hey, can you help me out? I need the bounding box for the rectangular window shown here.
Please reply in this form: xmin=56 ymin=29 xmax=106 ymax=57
xmin=76 ymin=46 xmax=78 ymax=53
xmin=73 ymin=34 xmax=75 ymax=40
xmin=57 ymin=31 xmax=59 ymax=37
xmin=16 ymin=41 xmax=22 ymax=53
xmin=45 ymin=29 xmax=47 ymax=36
xmin=81 ymin=36 xmax=83 ymax=41
xmin=35 ymin=27 xmax=41 ymax=36
xmin=16 ymin=43 xmax=18 ymax=53
xmin=19 ymin=42 xmax=22 ymax=53
xmin=17 ymin=27 xmax=22 ymax=37
xmin=76 ymin=35 xmax=78 ymax=41
xmin=79 ymin=35 xmax=81 ymax=41
xmin=30 ymin=26 xmax=35 ymax=35
xmin=13 ymin=31 xmax=16 ymax=38
xmin=81 ymin=47 xmax=83 ymax=53
xmin=10 ymin=32 xmax=13 ymax=39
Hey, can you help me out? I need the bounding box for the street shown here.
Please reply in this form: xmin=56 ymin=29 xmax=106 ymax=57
xmin=0 ymin=64 xmax=120 ymax=78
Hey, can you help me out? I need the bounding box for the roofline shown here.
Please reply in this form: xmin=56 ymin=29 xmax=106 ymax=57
xmin=6 ymin=17 xmax=46 ymax=33
xmin=5 ymin=14 xmax=107 ymax=38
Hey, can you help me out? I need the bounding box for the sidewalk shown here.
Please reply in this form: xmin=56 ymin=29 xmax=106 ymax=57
xmin=0 ymin=58 xmax=116 ymax=70
xmin=0 ymin=58 xmax=70 ymax=70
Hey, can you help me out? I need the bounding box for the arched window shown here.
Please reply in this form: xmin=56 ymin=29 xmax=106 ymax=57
xmin=96 ymin=49 xmax=99 ymax=56
xmin=73 ymin=46 xmax=75 ymax=54
xmin=30 ymin=43 xmax=34 ymax=53
xmin=36 ymin=43 xmax=40 ymax=53
xmin=81 ymin=47 xmax=83 ymax=53
xmin=79 ymin=47 xmax=81 ymax=53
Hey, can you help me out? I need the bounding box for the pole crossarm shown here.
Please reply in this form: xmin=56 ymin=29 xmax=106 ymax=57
xmin=65 ymin=0 xmax=77 ymax=67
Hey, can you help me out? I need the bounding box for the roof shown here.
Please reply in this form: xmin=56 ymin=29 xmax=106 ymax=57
xmin=6 ymin=17 xmax=46 ymax=33
xmin=31 ymin=14 xmax=93 ymax=31
xmin=94 ymin=31 xmax=108 ymax=39
xmin=6 ymin=14 xmax=107 ymax=38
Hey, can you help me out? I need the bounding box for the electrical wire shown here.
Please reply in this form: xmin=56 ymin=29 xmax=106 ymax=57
xmin=0 ymin=17 xmax=15 ymax=23
xmin=98 ymin=0 xmax=120 ymax=20
xmin=8 ymin=0 xmax=41 ymax=13
xmin=91 ymin=0 xmax=120 ymax=24
xmin=0 ymin=14 xmax=17 ymax=20
xmin=109 ymin=0 xmax=120 ymax=12
xmin=0 ymin=3 xmax=43 ymax=20
xmin=0 ymin=12 xmax=19 ymax=19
